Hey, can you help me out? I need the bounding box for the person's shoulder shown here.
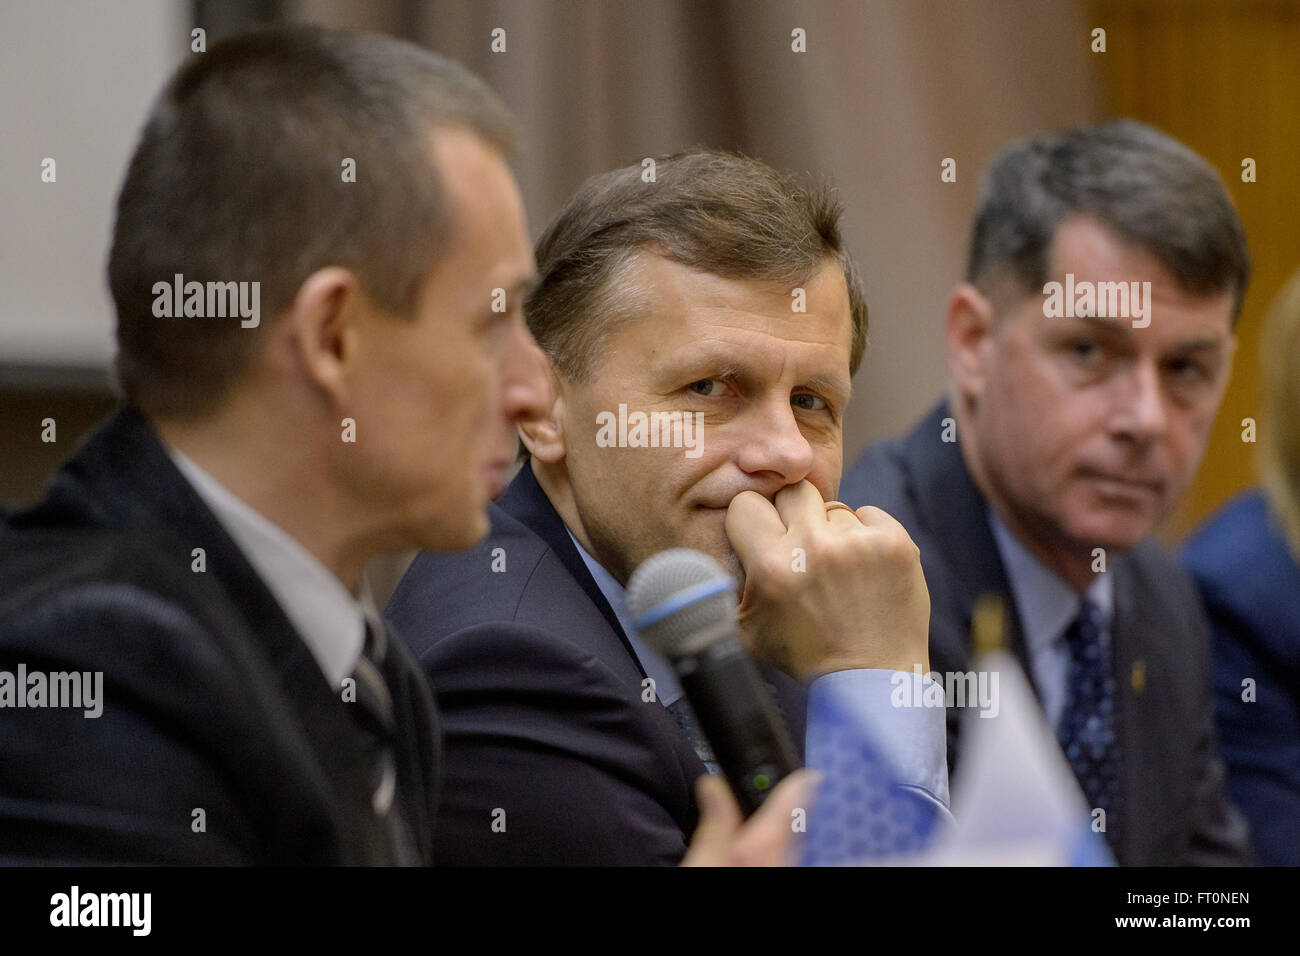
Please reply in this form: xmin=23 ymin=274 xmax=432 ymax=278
xmin=839 ymin=400 xmax=951 ymax=516
xmin=388 ymin=504 xmax=549 ymax=634
xmin=1181 ymin=490 xmax=1283 ymax=581
xmin=1123 ymin=534 xmax=1202 ymax=608
xmin=3 ymin=526 xmax=213 ymax=618
xmin=0 ymin=528 xmax=327 ymax=864
xmin=840 ymin=430 xmax=910 ymax=502
xmin=388 ymin=505 xmax=621 ymax=662
xmin=0 ymin=526 xmax=268 ymax=691
xmin=422 ymin=618 xmax=635 ymax=701
xmin=1180 ymin=490 xmax=1300 ymax=649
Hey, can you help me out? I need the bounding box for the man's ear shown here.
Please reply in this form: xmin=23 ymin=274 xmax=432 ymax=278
xmin=946 ymin=282 xmax=997 ymax=403
xmin=280 ymin=266 xmax=363 ymax=408
xmin=517 ymin=360 xmax=568 ymax=464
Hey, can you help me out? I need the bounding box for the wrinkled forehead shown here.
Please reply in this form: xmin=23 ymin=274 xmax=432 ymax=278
xmin=614 ymin=252 xmax=854 ymax=377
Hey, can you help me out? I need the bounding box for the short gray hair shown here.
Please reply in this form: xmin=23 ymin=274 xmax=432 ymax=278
xmin=966 ymin=119 xmax=1250 ymax=321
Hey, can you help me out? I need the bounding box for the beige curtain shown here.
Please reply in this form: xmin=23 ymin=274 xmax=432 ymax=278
xmin=292 ymin=0 xmax=1103 ymax=600
xmin=296 ymin=0 xmax=1102 ymax=458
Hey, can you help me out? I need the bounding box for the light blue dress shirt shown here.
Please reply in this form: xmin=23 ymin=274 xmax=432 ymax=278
xmin=987 ymin=512 xmax=1115 ymax=731
xmin=567 ymin=531 xmax=952 ymax=812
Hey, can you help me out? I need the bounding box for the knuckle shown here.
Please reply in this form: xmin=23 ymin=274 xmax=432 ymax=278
xmin=750 ymin=555 xmax=790 ymax=594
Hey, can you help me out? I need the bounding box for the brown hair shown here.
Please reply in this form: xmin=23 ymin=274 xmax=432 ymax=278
xmin=109 ymin=24 xmax=515 ymax=418
xmin=525 ymin=149 xmax=869 ymax=382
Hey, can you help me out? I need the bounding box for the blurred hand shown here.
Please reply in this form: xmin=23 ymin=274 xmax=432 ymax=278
xmin=681 ymin=769 xmax=820 ymax=867
xmin=725 ymin=480 xmax=931 ymax=680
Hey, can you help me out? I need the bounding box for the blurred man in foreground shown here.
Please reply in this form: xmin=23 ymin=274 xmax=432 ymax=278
xmin=388 ymin=150 xmax=948 ymax=865
xmin=840 ymin=120 xmax=1252 ymax=864
xmin=0 ymin=27 xmax=801 ymax=865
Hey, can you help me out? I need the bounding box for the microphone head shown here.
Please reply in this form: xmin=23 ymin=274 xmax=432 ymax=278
xmin=626 ymin=548 xmax=738 ymax=658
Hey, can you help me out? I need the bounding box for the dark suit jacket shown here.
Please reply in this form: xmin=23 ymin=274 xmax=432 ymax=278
xmin=838 ymin=400 xmax=1250 ymax=865
xmin=386 ymin=463 xmax=807 ymax=865
xmin=0 ymin=408 xmax=440 ymax=865
xmin=1182 ymin=490 xmax=1300 ymax=865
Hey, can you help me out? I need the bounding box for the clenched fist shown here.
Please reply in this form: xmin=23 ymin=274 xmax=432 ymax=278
xmin=724 ymin=480 xmax=931 ymax=680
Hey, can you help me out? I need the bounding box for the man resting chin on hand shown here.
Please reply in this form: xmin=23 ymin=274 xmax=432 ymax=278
xmin=386 ymin=149 xmax=949 ymax=866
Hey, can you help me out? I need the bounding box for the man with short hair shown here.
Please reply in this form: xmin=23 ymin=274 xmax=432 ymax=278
xmin=2 ymin=24 xmax=814 ymax=868
xmin=387 ymin=149 xmax=949 ymax=865
xmin=0 ymin=25 xmax=550 ymax=865
xmin=839 ymin=119 xmax=1252 ymax=864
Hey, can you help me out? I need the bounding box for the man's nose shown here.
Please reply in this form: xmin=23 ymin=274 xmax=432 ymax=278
xmin=733 ymin=396 xmax=816 ymax=486
xmin=500 ymin=321 xmax=553 ymax=426
xmin=1112 ymin=358 xmax=1168 ymax=445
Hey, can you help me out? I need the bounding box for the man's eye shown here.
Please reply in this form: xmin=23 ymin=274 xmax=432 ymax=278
xmin=1069 ymin=340 xmax=1103 ymax=361
xmin=792 ymin=392 xmax=827 ymax=411
xmin=1168 ymin=358 xmax=1209 ymax=382
xmin=688 ymin=379 xmax=726 ymax=397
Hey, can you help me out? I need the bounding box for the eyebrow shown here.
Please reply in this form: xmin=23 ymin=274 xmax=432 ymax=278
xmin=1068 ymin=315 xmax=1227 ymax=352
xmin=802 ymin=373 xmax=853 ymax=401
xmin=1072 ymin=315 xmax=1132 ymax=335
xmin=1166 ymin=337 xmax=1226 ymax=353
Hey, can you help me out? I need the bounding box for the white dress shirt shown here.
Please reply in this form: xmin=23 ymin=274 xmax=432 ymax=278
xmin=165 ymin=444 xmax=365 ymax=689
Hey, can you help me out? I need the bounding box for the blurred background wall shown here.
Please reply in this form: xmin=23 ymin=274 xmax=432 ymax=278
xmin=2 ymin=0 xmax=1295 ymax=552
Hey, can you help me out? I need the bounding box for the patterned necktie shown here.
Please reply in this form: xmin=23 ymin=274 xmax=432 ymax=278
xmin=350 ymin=611 xmax=420 ymax=864
xmin=1057 ymin=597 xmax=1121 ymax=845
xmin=665 ymin=697 xmax=721 ymax=776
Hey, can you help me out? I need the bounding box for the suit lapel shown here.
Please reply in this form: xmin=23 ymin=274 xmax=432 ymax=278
xmin=902 ymin=402 xmax=1035 ymax=680
xmin=22 ymin=407 xmax=399 ymax=856
xmin=1107 ymin=555 xmax=1146 ymax=865
xmin=497 ymin=463 xmax=647 ymax=678
xmin=35 ymin=408 xmax=328 ymax=687
xmin=495 ymin=462 xmax=807 ymax=763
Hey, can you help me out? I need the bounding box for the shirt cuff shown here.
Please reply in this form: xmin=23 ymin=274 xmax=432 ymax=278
xmin=807 ymin=668 xmax=952 ymax=812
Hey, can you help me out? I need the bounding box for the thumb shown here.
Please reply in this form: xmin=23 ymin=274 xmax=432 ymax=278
xmin=680 ymin=775 xmax=743 ymax=867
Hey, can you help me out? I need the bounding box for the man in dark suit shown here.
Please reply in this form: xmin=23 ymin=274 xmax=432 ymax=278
xmin=839 ymin=120 xmax=1252 ymax=864
xmin=0 ymin=26 xmax=547 ymax=864
xmin=388 ymin=150 xmax=949 ymax=865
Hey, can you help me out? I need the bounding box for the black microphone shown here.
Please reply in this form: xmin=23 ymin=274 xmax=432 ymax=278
xmin=627 ymin=547 xmax=801 ymax=816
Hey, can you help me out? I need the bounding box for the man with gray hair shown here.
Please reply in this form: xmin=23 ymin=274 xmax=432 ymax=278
xmin=839 ymin=119 xmax=1252 ymax=864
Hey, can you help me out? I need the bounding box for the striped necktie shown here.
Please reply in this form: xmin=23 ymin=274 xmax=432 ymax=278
xmin=351 ymin=611 xmax=421 ymax=864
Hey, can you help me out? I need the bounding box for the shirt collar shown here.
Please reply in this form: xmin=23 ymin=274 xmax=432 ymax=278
xmin=987 ymin=510 xmax=1114 ymax=656
xmin=164 ymin=443 xmax=366 ymax=688
xmin=566 ymin=530 xmax=684 ymax=707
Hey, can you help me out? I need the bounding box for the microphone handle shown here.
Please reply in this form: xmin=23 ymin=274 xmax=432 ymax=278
xmin=673 ymin=634 xmax=802 ymax=816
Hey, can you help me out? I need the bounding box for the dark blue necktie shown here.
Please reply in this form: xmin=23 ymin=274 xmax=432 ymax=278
xmin=1057 ymin=597 xmax=1121 ymax=846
